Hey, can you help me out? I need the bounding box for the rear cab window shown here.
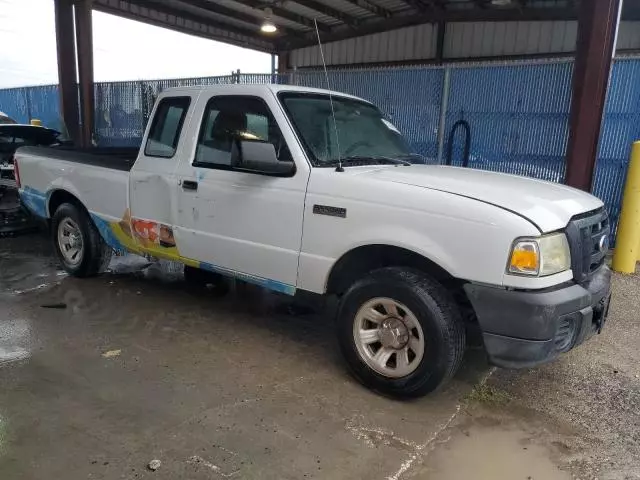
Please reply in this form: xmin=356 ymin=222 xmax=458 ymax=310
xmin=144 ymin=97 xmax=191 ymax=158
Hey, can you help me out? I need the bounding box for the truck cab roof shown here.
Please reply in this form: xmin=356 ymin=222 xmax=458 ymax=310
xmin=158 ymin=83 xmax=371 ymax=104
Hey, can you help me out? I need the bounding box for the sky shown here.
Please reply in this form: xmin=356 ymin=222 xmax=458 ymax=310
xmin=0 ymin=0 xmax=272 ymax=88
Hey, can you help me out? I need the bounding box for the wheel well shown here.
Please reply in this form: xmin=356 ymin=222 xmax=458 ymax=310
xmin=48 ymin=190 xmax=84 ymax=218
xmin=327 ymin=245 xmax=453 ymax=296
xmin=326 ymin=244 xmax=479 ymax=333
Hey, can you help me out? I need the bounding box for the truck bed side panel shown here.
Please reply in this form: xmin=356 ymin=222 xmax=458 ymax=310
xmin=16 ymin=149 xmax=130 ymax=245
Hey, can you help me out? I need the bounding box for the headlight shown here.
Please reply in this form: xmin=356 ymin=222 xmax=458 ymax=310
xmin=508 ymin=233 xmax=570 ymax=277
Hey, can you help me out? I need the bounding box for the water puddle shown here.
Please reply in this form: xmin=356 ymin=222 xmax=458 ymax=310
xmin=0 ymin=318 xmax=31 ymax=367
xmin=424 ymin=420 xmax=571 ymax=480
xmin=0 ymin=346 xmax=30 ymax=366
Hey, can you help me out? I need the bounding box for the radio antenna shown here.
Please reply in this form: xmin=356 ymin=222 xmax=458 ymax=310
xmin=314 ymin=19 xmax=343 ymax=172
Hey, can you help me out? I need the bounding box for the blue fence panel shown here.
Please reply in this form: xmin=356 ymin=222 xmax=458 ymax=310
xmin=445 ymin=60 xmax=573 ymax=184
xmin=0 ymin=85 xmax=61 ymax=129
xmin=95 ymin=81 xmax=144 ymax=147
xmin=239 ymin=73 xmax=273 ymax=84
xmin=25 ymin=84 xmax=61 ymax=131
xmin=594 ymin=59 xmax=640 ymax=235
xmin=94 ymin=74 xmax=237 ymax=146
xmin=0 ymin=87 xmax=30 ymax=124
xmin=292 ymin=68 xmax=444 ymax=159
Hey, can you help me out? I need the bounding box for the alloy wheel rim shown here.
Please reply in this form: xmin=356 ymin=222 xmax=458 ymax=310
xmin=352 ymin=297 xmax=425 ymax=378
xmin=57 ymin=217 xmax=84 ymax=266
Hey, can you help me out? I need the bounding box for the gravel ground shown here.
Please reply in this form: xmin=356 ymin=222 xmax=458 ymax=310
xmin=417 ymin=269 xmax=640 ymax=480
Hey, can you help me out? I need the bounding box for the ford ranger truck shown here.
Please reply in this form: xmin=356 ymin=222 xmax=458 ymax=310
xmin=14 ymin=84 xmax=612 ymax=397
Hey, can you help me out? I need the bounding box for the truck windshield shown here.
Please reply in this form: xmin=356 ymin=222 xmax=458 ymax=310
xmin=278 ymin=92 xmax=412 ymax=167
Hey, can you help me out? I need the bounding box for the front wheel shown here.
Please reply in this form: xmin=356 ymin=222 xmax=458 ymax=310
xmin=51 ymin=203 xmax=112 ymax=277
xmin=336 ymin=267 xmax=465 ymax=398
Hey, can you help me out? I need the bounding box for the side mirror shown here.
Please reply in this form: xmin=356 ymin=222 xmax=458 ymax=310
xmin=231 ymin=140 xmax=295 ymax=175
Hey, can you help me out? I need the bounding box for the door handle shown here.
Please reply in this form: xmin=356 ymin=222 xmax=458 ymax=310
xmin=182 ymin=180 xmax=198 ymax=191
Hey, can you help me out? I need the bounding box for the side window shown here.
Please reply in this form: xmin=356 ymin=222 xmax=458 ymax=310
xmin=194 ymin=95 xmax=292 ymax=169
xmin=144 ymin=97 xmax=190 ymax=158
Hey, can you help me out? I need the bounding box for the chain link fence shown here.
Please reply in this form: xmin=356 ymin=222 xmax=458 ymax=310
xmin=1 ymin=58 xmax=640 ymax=239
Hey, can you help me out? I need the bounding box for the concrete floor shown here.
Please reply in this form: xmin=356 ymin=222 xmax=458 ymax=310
xmin=1 ymin=234 xmax=638 ymax=480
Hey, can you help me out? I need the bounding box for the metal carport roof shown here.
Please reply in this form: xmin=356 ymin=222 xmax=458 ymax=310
xmin=92 ymin=0 xmax=640 ymax=54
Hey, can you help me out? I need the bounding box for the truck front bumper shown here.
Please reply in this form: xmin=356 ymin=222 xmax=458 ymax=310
xmin=463 ymin=266 xmax=612 ymax=369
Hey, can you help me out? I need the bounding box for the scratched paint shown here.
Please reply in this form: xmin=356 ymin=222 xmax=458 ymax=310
xmin=19 ymin=187 xmax=296 ymax=296
xmin=100 ymin=210 xmax=295 ymax=295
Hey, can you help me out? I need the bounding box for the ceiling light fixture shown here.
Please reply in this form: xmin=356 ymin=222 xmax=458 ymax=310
xmin=491 ymin=0 xmax=512 ymax=5
xmin=261 ymin=8 xmax=277 ymax=34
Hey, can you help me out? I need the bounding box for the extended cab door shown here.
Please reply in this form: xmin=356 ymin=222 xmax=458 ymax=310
xmin=172 ymin=90 xmax=310 ymax=293
xmin=127 ymin=94 xmax=196 ymax=258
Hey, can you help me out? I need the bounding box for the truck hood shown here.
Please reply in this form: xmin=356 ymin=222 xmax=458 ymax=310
xmin=364 ymin=165 xmax=604 ymax=232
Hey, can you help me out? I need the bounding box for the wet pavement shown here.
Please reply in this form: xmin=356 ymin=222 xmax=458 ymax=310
xmin=0 ymin=233 xmax=639 ymax=479
xmin=0 ymin=233 xmax=488 ymax=479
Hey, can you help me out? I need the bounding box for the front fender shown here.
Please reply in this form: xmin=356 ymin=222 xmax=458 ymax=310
xmin=299 ymin=181 xmax=541 ymax=293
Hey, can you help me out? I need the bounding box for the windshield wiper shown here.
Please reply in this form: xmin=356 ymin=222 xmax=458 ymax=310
xmin=326 ymin=155 xmax=412 ymax=168
xmin=396 ymin=153 xmax=427 ymax=163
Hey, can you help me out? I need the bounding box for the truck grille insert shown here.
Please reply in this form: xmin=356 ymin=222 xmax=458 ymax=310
xmin=566 ymin=208 xmax=610 ymax=283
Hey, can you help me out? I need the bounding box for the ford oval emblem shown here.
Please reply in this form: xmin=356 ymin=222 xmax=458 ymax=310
xmin=598 ymin=235 xmax=609 ymax=253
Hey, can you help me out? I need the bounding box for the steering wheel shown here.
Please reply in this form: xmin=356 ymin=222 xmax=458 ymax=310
xmin=344 ymin=140 xmax=373 ymax=156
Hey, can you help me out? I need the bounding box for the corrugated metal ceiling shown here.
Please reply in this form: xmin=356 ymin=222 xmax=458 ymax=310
xmin=92 ymin=0 xmax=638 ymax=54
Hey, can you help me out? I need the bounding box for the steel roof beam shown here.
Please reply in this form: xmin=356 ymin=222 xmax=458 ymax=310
xmin=472 ymin=0 xmax=488 ymax=8
xmin=341 ymin=0 xmax=393 ymax=18
xmin=241 ymin=0 xmax=332 ymax=30
xmin=124 ymin=0 xmax=261 ymax=36
xmin=166 ymin=0 xmax=298 ymax=34
xmin=400 ymin=0 xmax=443 ymax=12
xmin=291 ymin=1 xmax=360 ymax=26
xmin=95 ymin=0 xmax=275 ymax=52
xmin=279 ymin=6 xmax=579 ymax=50
xmin=410 ymin=0 xmax=448 ymax=10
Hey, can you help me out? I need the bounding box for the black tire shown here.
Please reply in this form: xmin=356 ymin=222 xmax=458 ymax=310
xmin=184 ymin=265 xmax=229 ymax=295
xmin=336 ymin=267 xmax=465 ymax=398
xmin=51 ymin=202 xmax=112 ymax=277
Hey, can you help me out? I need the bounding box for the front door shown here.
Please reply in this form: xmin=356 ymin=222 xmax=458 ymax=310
xmin=172 ymin=94 xmax=309 ymax=294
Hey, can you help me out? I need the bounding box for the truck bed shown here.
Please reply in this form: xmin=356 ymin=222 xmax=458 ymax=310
xmin=17 ymin=146 xmax=137 ymax=172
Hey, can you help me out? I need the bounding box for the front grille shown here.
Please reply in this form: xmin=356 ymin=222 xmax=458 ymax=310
xmin=566 ymin=208 xmax=610 ymax=283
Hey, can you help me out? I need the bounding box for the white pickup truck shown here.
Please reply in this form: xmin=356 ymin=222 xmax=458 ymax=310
xmin=15 ymin=84 xmax=612 ymax=397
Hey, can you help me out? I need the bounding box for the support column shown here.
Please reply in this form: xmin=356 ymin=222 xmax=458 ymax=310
xmin=74 ymin=0 xmax=95 ymax=147
xmin=54 ymin=0 xmax=80 ymax=142
xmin=271 ymin=53 xmax=277 ymax=84
xmin=277 ymin=52 xmax=289 ymax=74
xmin=435 ymin=22 xmax=446 ymax=65
xmin=565 ymin=0 xmax=622 ymax=191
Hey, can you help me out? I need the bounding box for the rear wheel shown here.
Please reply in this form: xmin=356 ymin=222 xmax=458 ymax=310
xmin=336 ymin=267 xmax=465 ymax=398
xmin=51 ymin=203 xmax=112 ymax=277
